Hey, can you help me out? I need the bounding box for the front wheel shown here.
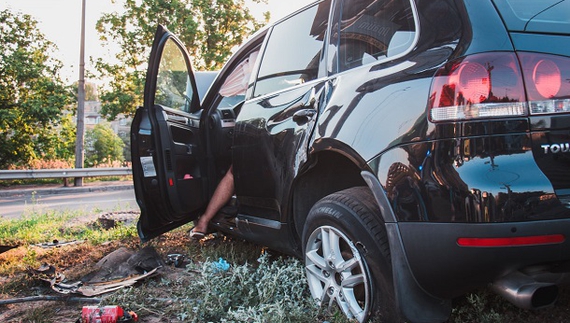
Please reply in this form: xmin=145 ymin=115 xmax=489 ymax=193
xmin=302 ymin=187 xmax=400 ymax=323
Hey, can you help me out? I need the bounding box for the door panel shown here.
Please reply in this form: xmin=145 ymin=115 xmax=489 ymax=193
xmin=152 ymin=106 xmax=205 ymax=214
xmin=132 ymin=25 xmax=207 ymax=242
xmin=233 ymin=81 xmax=325 ymax=220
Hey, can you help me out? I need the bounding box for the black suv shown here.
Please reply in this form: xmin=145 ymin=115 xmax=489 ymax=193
xmin=131 ymin=0 xmax=570 ymax=322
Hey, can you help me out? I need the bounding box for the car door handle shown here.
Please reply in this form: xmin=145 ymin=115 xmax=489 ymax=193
xmin=167 ymin=115 xmax=189 ymax=125
xmin=293 ymin=109 xmax=317 ymax=124
xmin=292 ymin=88 xmax=317 ymax=124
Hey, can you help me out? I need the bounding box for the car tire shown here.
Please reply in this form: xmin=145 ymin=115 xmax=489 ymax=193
xmin=302 ymin=186 xmax=400 ymax=323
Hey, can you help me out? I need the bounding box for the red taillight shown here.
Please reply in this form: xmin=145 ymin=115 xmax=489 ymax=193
xmin=452 ymin=62 xmax=490 ymax=104
xmin=532 ymin=59 xmax=561 ymax=98
xmin=457 ymin=234 xmax=565 ymax=247
xmin=518 ymin=52 xmax=570 ymax=115
xmin=429 ymin=52 xmax=527 ymax=122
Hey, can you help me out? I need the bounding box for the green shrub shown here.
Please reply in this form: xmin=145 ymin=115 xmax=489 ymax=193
xmin=104 ymin=252 xmax=333 ymax=322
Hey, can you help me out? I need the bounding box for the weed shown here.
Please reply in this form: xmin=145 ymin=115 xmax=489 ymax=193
xmin=199 ymin=235 xmax=266 ymax=265
xmin=0 ymin=211 xmax=74 ymax=245
xmin=450 ymin=288 xmax=522 ymax=323
xmin=15 ymin=304 xmax=54 ymax=323
xmin=21 ymin=247 xmax=40 ymax=269
xmin=102 ymin=242 xmax=352 ymax=322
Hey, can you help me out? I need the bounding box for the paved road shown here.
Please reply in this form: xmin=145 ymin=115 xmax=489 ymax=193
xmin=0 ymin=185 xmax=137 ymax=220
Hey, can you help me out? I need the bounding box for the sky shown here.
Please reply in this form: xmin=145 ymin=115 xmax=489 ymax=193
xmin=0 ymin=0 xmax=314 ymax=84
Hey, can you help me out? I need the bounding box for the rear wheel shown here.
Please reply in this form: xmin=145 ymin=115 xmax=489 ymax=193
xmin=302 ymin=187 xmax=399 ymax=323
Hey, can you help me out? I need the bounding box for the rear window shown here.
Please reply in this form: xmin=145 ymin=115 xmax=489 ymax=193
xmin=331 ymin=0 xmax=417 ymax=72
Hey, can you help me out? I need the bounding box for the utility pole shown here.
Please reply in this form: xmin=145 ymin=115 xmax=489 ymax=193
xmin=74 ymin=0 xmax=86 ymax=187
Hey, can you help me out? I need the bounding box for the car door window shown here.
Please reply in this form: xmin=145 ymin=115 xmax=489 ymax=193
xmin=332 ymin=0 xmax=417 ymax=72
xmin=155 ymin=38 xmax=194 ymax=113
xmin=253 ymin=0 xmax=331 ymax=97
xmin=216 ymin=50 xmax=260 ymax=109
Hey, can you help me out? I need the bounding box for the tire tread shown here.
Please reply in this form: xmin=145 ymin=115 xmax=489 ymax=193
xmin=319 ymin=186 xmax=391 ymax=264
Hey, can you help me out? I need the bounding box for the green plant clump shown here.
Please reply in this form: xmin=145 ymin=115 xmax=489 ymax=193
xmin=105 ymin=252 xmax=331 ymax=322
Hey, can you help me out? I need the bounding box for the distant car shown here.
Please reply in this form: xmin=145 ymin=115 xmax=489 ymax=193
xmin=194 ymin=71 xmax=218 ymax=103
xmin=131 ymin=0 xmax=570 ymax=322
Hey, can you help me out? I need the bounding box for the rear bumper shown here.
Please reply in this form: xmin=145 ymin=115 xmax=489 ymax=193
xmin=399 ymin=219 xmax=570 ymax=298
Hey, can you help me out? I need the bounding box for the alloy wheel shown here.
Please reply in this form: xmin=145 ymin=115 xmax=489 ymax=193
xmin=305 ymin=225 xmax=371 ymax=322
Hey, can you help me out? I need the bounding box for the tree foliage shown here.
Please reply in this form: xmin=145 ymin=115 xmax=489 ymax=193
xmin=73 ymin=82 xmax=99 ymax=101
xmin=85 ymin=122 xmax=125 ymax=167
xmin=0 ymin=9 xmax=75 ymax=168
xmin=95 ymin=0 xmax=269 ymax=120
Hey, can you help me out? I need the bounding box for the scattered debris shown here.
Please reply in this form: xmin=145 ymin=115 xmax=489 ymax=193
xmin=166 ymin=253 xmax=186 ymax=268
xmin=81 ymin=305 xmax=138 ymax=323
xmin=0 ymin=295 xmax=101 ymax=306
xmin=212 ymin=257 xmax=230 ymax=272
xmin=27 ymin=247 xmax=164 ymax=297
xmin=71 ymin=268 xmax=159 ymax=297
xmin=0 ymin=244 xmax=18 ymax=254
xmin=82 ymin=246 xmax=164 ymax=283
xmin=28 ymin=263 xmax=65 ymax=286
xmin=36 ymin=239 xmax=85 ymax=249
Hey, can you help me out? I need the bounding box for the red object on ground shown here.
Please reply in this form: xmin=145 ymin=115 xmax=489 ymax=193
xmin=82 ymin=306 xmax=138 ymax=323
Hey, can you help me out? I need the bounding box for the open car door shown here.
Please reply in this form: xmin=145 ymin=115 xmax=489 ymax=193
xmin=131 ymin=25 xmax=208 ymax=242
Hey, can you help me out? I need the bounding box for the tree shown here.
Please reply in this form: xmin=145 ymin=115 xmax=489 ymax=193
xmin=72 ymin=81 xmax=99 ymax=101
xmin=35 ymin=113 xmax=77 ymax=162
xmin=0 ymin=9 xmax=75 ymax=168
xmin=95 ymin=0 xmax=269 ymax=120
xmin=84 ymin=123 xmax=125 ymax=167
xmin=118 ymin=130 xmax=132 ymax=163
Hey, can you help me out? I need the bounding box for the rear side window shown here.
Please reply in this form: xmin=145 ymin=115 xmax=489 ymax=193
xmin=254 ymin=1 xmax=331 ymax=97
xmin=332 ymin=0 xmax=416 ymax=72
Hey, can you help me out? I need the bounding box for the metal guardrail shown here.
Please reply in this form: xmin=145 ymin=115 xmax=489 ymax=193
xmin=0 ymin=168 xmax=132 ymax=180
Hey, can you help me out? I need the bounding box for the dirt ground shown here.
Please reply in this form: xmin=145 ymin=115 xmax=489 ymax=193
xmin=0 ymin=212 xmax=197 ymax=323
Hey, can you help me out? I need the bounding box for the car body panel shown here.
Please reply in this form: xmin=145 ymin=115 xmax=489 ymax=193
xmin=369 ymin=133 xmax=569 ymax=223
xmin=492 ymin=0 xmax=570 ymax=34
xmin=399 ymin=219 xmax=570 ymax=298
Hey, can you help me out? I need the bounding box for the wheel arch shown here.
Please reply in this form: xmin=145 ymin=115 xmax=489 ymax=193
xmin=291 ymin=149 xmax=369 ymax=244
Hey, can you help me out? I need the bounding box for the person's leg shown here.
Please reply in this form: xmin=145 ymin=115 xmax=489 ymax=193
xmin=192 ymin=166 xmax=234 ymax=234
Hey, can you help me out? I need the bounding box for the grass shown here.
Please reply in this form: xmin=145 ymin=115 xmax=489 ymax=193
xmin=0 ymin=209 xmax=138 ymax=282
xmin=0 ymin=209 xmax=137 ymax=246
xmin=0 ymin=209 xmax=569 ymax=322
